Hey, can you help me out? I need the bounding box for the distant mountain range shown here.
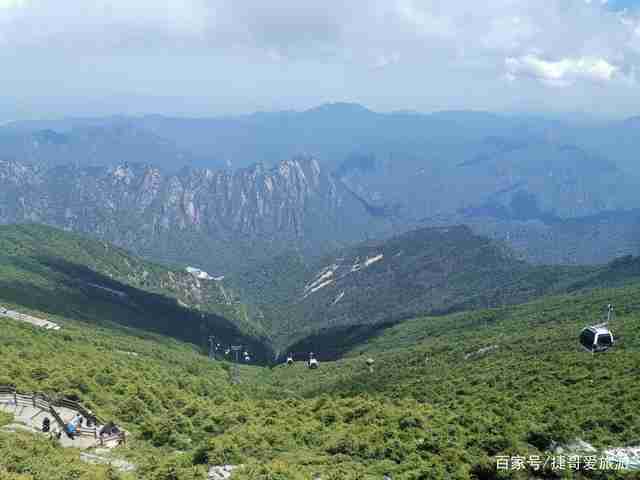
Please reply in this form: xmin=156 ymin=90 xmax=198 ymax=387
xmin=432 ymin=209 xmax=640 ymax=265
xmin=0 ymin=119 xmax=220 ymax=171
xmin=2 ymin=102 xmax=640 ymax=267
xmin=0 ymin=155 xmax=393 ymax=274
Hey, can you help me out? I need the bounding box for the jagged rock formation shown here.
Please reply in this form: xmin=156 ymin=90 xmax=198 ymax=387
xmin=0 ymin=156 xmax=391 ymax=273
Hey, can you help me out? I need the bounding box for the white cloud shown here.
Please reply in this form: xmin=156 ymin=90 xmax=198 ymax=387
xmin=505 ymin=54 xmax=623 ymax=87
xmin=1 ymin=0 xmax=640 ymax=115
xmin=0 ymin=0 xmax=24 ymax=7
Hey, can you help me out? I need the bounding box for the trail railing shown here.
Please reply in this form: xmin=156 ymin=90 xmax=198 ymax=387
xmin=0 ymin=385 xmax=125 ymax=446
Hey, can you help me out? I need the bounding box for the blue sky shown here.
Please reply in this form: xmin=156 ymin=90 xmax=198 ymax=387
xmin=609 ymin=0 xmax=640 ymax=11
xmin=1 ymin=0 xmax=640 ymax=119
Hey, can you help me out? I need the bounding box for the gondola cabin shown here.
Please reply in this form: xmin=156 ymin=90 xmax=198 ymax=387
xmin=579 ymin=325 xmax=614 ymax=353
xmin=306 ymin=352 xmax=319 ymax=369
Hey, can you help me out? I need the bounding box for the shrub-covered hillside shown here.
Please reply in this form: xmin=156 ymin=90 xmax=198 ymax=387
xmin=0 ymin=223 xmax=271 ymax=359
xmin=266 ymin=284 xmax=640 ymax=478
xmin=1 ymin=279 xmax=639 ymax=478
xmin=0 ymin=308 xmax=279 ymax=479
xmin=236 ymin=225 xmax=597 ymax=354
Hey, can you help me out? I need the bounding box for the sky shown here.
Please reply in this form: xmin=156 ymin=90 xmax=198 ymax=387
xmin=1 ymin=0 xmax=640 ymax=119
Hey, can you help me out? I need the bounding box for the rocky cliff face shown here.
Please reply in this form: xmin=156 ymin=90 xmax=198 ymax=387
xmin=0 ymin=156 xmax=389 ymax=273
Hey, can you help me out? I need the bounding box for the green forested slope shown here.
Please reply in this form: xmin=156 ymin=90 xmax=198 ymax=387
xmin=1 ymin=279 xmax=639 ymax=478
xmin=242 ymin=225 xmax=595 ymax=355
xmin=265 ymin=284 xmax=640 ymax=479
xmin=0 ymin=223 xmax=271 ymax=359
xmin=1 ymin=223 xmax=639 ymax=479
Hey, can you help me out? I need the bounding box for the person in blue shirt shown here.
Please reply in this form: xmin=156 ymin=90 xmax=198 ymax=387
xmin=66 ymin=422 xmax=76 ymax=439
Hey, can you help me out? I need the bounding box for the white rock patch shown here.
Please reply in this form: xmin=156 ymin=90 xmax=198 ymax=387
xmin=364 ymin=254 xmax=384 ymax=267
xmin=303 ymin=279 xmax=334 ymax=299
xmin=304 ymin=265 xmax=338 ymax=296
xmin=209 ymin=465 xmax=239 ymax=479
xmin=186 ymin=267 xmax=215 ymax=280
xmin=332 ymin=291 xmax=345 ymax=305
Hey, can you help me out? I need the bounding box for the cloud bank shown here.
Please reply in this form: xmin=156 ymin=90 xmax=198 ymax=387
xmin=505 ymin=55 xmax=625 ymax=87
xmin=1 ymin=0 xmax=640 ymax=116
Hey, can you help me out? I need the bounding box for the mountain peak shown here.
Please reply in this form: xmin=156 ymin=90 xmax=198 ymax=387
xmin=304 ymin=102 xmax=373 ymax=116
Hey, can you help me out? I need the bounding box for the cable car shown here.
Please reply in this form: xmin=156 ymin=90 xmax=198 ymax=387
xmin=307 ymin=352 xmax=319 ymax=369
xmin=580 ymin=325 xmax=614 ymax=353
xmin=580 ymin=304 xmax=615 ymax=353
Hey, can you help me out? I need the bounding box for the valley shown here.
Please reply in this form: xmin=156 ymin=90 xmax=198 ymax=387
xmin=5 ymin=0 xmax=640 ymax=477
xmin=2 ymin=105 xmax=640 ymax=479
xmin=0 ymin=227 xmax=638 ymax=478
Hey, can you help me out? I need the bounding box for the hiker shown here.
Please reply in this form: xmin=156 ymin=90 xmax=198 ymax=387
xmin=100 ymin=422 xmax=113 ymax=437
xmin=85 ymin=409 xmax=97 ymax=427
xmin=100 ymin=421 xmax=120 ymax=438
xmin=66 ymin=422 xmax=77 ymax=439
xmin=366 ymin=357 xmax=375 ymax=373
xmin=41 ymin=417 xmax=50 ymax=433
xmin=72 ymin=413 xmax=83 ymax=428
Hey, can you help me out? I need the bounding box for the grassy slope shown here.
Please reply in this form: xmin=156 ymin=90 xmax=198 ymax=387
xmin=265 ymin=284 xmax=640 ymax=478
xmin=0 ymin=223 xmax=271 ymax=359
xmin=1 ymin=282 xmax=638 ymax=478
xmin=1 ymin=224 xmax=640 ymax=479
xmin=0 ymin=312 xmax=261 ymax=480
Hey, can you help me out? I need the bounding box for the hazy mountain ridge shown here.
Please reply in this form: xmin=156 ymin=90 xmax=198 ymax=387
xmin=0 ymin=155 xmax=392 ymax=274
xmin=4 ymin=103 xmax=640 ymax=267
xmin=0 ymin=121 xmax=217 ymax=171
xmin=1 ymin=104 xmax=541 ymax=170
xmin=337 ymin=136 xmax=637 ymax=222
xmin=439 ymin=210 xmax=640 ymax=265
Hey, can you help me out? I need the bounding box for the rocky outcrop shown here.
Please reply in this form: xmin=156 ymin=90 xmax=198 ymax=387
xmin=0 ymin=156 xmax=386 ymax=272
xmin=208 ymin=465 xmax=238 ymax=479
